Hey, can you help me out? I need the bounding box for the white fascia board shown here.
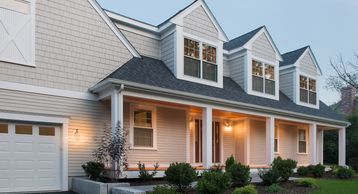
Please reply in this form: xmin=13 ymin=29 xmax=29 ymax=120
xmin=87 ymin=0 xmax=141 ymax=58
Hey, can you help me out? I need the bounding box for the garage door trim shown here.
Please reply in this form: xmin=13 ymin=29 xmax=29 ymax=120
xmin=0 ymin=112 xmax=69 ymax=191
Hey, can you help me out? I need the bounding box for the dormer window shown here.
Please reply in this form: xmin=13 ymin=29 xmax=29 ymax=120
xmin=184 ymin=38 xmax=217 ymax=82
xmin=252 ymin=60 xmax=275 ymax=95
xmin=300 ymin=75 xmax=316 ymax=105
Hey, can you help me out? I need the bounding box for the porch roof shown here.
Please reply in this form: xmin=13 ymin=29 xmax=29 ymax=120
xmin=99 ymin=56 xmax=346 ymax=124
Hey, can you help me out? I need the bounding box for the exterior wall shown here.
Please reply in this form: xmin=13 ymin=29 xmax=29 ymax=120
xmin=279 ymin=70 xmax=295 ymax=100
xmin=252 ymin=33 xmax=276 ymax=63
xmin=234 ymin=120 xmax=246 ymax=164
xmin=299 ymin=52 xmax=318 ymax=75
xmin=0 ymin=89 xmax=111 ymax=177
xmin=161 ymin=32 xmax=175 ymax=73
xmin=223 ymin=125 xmax=235 ymax=161
xmin=183 ymin=6 xmax=218 ymax=42
xmin=121 ymin=30 xmax=161 ymax=59
xmin=223 ymin=59 xmax=230 ymax=77
xmin=0 ymin=0 xmax=132 ymax=92
xmin=276 ymin=123 xmax=311 ymax=165
xmin=123 ymin=102 xmax=187 ymax=166
xmin=249 ymin=120 xmax=266 ymax=165
xmin=228 ymin=55 xmax=246 ymax=88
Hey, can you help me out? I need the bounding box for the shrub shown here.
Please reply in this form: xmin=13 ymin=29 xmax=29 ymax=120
xmin=334 ymin=166 xmax=355 ymax=179
xmin=265 ymin=184 xmax=285 ymax=193
xmin=297 ymin=166 xmax=310 ymax=177
xmin=310 ymin=164 xmax=325 ymax=178
xmin=164 ymin=162 xmax=197 ymax=191
xmin=196 ymin=171 xmax=231 ymax=194
xmin=225 ymin=155 xmax=236 ymax=171
xmin=227 ymin=162 xmax=251 ymax=187
xmin=137 ymin=162 xmax=159 ymax=181
xmin=258 ymin=168 xmax=280 ymax=185
xmin=272 ymin=157 xmax=297 ymax=182
xmin=81 ymin=161 xmax=104 ymax=180
xmin=348 ymin=157 xmax=358 ymax=172
xmin=296 ymin=178 xmax=319 ymax=188
xmin=232 ymin=185 xmax=258 ymax=194
xmin=148 ymin=185 xmax=178 ymax=194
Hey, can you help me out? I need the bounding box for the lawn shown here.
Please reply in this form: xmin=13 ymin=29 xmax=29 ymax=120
xmin=311 ymin=179 xmax=358 ymax=194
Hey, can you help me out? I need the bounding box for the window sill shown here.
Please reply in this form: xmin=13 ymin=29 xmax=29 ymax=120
xmin=130 ymin=147 xmax=157 ymax=151
xmin=297 ymin=152 xmax=308 ymax=155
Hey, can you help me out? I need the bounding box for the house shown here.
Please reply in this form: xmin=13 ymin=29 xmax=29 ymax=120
xmin=0 ymin=0 xmax=349 ymax=192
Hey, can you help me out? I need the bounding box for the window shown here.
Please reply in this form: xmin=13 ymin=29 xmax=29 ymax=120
xmin=184 ymin=38 xmax=217 ymax=82
xmin=298 ymin=129 xmax=307 ymax=153
xmin=274 ymin=126 xmax=278 ymax=153
xmin=252 ymin=60 xmax=275 ymax=95
xmin=132 ymin=107 xmax=155 ymax=148
xmin=300 ymin=75 xmax=316 ymax=105
xmin=0 ymin=124 xmax=8 ymax=133
xmin=15 ymin=125 xmax=32 ymax=135
xmin=39 ymin=127 xmax=55 ymax=136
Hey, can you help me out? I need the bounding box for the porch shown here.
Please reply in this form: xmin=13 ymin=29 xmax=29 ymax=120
xmin=103 ymin=88 xmax=346 ymax=174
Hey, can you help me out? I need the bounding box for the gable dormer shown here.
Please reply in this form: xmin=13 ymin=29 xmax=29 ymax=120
xmin=162 ymin=0 xmax=229 ymax=88
xmin=224 ymin=26 xmax=283 ymax=100
xmin=280 ymin=46 xmax=322 ymax=109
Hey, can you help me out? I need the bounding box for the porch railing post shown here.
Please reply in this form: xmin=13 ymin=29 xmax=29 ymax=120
xmin=339 ymin=127 xmax=346 ymax=166
xmin=309 ymin=123 xmax=317 ymax=165
xmin=202 ymin=106 xmax=212 ymax=169
xmin=266 ymin=116 xmax=275 ymax=165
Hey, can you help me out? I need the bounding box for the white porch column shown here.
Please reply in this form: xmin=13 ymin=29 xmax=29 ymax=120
xmin=317 ymin=129 xmax=324 ymax=164
xmin=111 ymin=89 xmax=123 ymax=132
xmin=339 ymin=127 xmax=346 ymax=166
xmin=266 ymin=116 xmax=275 ymax=165
xmin=202 ymin=106 xmax=212 ymax=169
xmin=309 ymin=123 xmax=317 ymax=165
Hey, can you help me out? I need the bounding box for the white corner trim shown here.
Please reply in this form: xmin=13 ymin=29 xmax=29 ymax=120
xmin=87 ymin=0 xmax=140 ymax=58
xmin=0 ymin=112 xmax=69 ymax=191
xmin=0 ymin=81 xmax=98 ymax=101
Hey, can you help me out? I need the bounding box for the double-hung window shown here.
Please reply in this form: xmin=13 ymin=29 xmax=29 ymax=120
xmin=300 ymin=75 xmax=317 ymax=105
xmin=298 ymin=128 xmax=307 ymax=153
xmin=274 ymin=125 xmax=279 ymax=153
xmin=252 ymin=60 xmax=275 ymax=95
xmin=132 ymin=107 xmax=155 ymax=148
xmin=184 ymin=38 xmax=217 ymax=82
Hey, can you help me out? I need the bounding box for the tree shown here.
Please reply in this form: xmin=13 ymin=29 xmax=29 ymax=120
xmin=326 ymin=53 xmax=358 ymax=93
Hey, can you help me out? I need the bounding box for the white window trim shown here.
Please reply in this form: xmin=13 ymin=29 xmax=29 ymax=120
xmin=274 ymin=125 xmax=279 ymax=154
xmin=295 ymin=70 xmax=319 ymax=109
xmin=297 ymin=127 xmax=308 ymax=154
xmin=129 ymin=104 xmax=157 ymax=150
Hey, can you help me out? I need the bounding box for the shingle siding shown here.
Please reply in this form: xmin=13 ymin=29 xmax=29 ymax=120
xmin=0 ymin=0 xmax=132 ymax=92
xmin=161 ymin=32 xmax=175 ymax=73
xmin=299 ymin=52 xmax=318 ymax=75
xmin=252 ymin=33 xmax=276 ymax=63
xmin=121 ymin=30 xmax=161 ymax=59
xmin=280 ymin=71 xmax=295 ymax=100
xmin=183 ymin=6 xmax=218 ymax=42
xmin=228 ymin=55 xmax=246 ymax=88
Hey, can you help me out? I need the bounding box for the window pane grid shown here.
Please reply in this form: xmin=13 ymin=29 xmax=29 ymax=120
xmin=300 ymin=76 xmax=317 ymax=105
xmin=134 ymin=110 xmax=152 ymax=128
xmin=298 ymin=129 xmax=307 ymax=153
xmin=0 ymin=124 xmax=8 ymax=134
xmin=252 ymin=60 xmax=275 ymax=95
xmin=134 ymin=127 xmax=153 ymax=147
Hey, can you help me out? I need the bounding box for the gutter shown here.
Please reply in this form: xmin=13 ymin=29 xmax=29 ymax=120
xmin=90 ymin=79 xmax=350 ymax=127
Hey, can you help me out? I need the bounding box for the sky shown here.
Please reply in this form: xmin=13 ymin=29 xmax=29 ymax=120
xmin=97 ymin=0 xmax=358 ymax=105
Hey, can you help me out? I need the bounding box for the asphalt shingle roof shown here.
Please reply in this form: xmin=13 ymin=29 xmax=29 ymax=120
xmin=280 ymin=46 xmax=309 ymax=67
xmin=107 ymin=57 xmax=345 ymax=122
xmin=223 ymin=26 xmax=264 ymax=50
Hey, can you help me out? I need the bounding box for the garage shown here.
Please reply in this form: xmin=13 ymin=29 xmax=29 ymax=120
xmin=0 ymin=123 xmax=62 ymax=192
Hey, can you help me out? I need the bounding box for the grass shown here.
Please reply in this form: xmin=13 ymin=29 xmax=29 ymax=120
xmin=311 ymin=179 xmax=358 ymax=194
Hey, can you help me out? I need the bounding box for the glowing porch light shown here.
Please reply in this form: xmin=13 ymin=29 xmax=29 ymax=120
xmin=224 ymin=121 xmax=232 ymax=132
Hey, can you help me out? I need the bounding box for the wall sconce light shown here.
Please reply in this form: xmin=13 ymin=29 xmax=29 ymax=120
xmin=74 ymin=128 xmax=79 ymax=137
xmin=224 ymin=121 xmax=232 ymax=132
xmin=189 ymin=117 xmax=194 ymax=128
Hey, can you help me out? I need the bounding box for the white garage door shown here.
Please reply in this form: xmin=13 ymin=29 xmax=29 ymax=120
xmin=0 ymin=123 xmax=61 ymax=192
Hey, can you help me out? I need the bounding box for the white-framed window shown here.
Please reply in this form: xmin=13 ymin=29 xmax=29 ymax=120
xmin=184 ymin=38 xmax=217 ymax=82
xmin=300 ymin=75 xmax=317 ymax=105
xmin=298 ymin=128 xmax=307 ymax=154
xmin=252 ymin=60 xmax=275 ymax=95
xmin=130 ymin=104 xmax=156 ymax=149
xmin=0 ymin=123 xmax=8 ymax=133
xmin=274 ymin=125 xmax=279 ymax=153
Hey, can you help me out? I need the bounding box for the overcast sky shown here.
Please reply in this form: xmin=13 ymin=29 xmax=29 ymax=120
xmin=97 ymin=0 xmax=358 ymax=105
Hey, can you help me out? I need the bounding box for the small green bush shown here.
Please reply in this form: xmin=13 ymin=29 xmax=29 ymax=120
xmin=164 ymin=162 xmax=197 ymax=191
xmin=148 ymin=185 xmax=178 ymax=194
xmin=196 ymin=171 xmax=231 ymax=194
xmin=232 ymin=185 xmax=258 ymax=194
xmin=272 ymin=157 xmax=297 ymax=182
xmin=81 ymin=161 xmax=104 ymax=180
xmin=225 ymin=155 xmax=236 ymax=171
xmin=297 ymin=166 xmax=310 ymax=177
xmin=137 ymin=162 xmax=159 ymax=181
xmin=310 ymin=164 xmax=325 ymax=178
xmin=265 ymin=184 xmax=285 ymax=193
xmin=334 ymin=166 xmax=355 ymax=179
xmin=296 ymin=178 xmax=319 ymax=188
xmin=348 ymin=157 xmax=358 ymax=172
xmin=258 ymin=168 xmax=280 ymax=185
xmin=227 ymin=162 xmax=251 ymax=187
